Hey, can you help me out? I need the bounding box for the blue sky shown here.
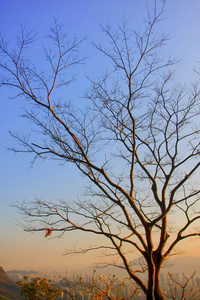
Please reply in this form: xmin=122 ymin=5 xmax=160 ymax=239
xmin=0 ymin=0 xmax=200 ymax=273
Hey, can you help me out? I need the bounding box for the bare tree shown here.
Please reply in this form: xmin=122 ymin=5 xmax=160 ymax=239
xmin=165 ymin=272 xmax=200 ymax=300
xmin=58 ymin=271 xmax=139 ymax=299
xmin=0 ymin=1 xmax=200 ymax=299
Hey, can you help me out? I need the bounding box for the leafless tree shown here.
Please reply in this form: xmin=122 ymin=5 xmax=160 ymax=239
xmin=0 ymin=1 xmax=200 ymax=299
xmin=165 ymin=272 xmax=200 ymax=300
xmin=58 ymin=271 xmax=139 ymax=299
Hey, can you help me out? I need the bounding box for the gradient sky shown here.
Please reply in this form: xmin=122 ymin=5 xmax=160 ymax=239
xmin=0 ymin=0 xmax=200 ymax=274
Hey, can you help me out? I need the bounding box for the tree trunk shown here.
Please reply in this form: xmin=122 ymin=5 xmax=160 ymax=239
xmin=147 ymin=264 xmax=155 ymax=299
xmin=154 ymin=264 xmax=164 ymax=300
xmin=145 ymin=255 xmax=164 ymax=300
xmin=146 ymin=274 xmax=164 ymax=300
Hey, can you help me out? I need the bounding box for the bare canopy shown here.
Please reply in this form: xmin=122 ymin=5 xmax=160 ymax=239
xmin=0 ymin=1 xmax=200 ymax=299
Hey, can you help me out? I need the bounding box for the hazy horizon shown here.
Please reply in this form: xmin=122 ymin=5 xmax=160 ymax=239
xmin=4 ymin=255 xmax=200 ymax=277
xmin=1 ymin=0 xmax=200 ymax=275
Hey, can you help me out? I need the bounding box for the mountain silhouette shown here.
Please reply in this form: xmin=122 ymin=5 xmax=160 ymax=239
xmin=0 ymin=267 xmax=22 ymax=299
xmin=162 ymin=256 xmax=200 ymax=274
xmin=74 ymin=255 xmax=200 ymax=278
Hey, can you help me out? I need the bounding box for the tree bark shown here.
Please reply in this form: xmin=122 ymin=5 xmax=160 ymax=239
xmin=145 ymin=253 xmax=165 ymax=300
xmin=147 ymin=263 xmax=155 ymax=299
xmin=154 ymin=253 xmax=165 ymax=300
xmin=154 ymin=269 xmax=165 ymax=300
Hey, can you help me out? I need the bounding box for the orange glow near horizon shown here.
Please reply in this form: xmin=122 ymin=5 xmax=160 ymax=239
xmin=1 ymin=0 xmax=200 ymax=275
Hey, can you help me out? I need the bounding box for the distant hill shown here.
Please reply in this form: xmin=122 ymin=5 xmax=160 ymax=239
xmin=73 ymin=256 xmax=200 ymax=278
xmin=4 ymin=256 xmax=200 ymax=283
xmin=0 ymin=267 xmax=22 ymax=300
xmin=162 ymin=256 xmax=200 ymax=274
xmin=7 ymin=269 xmax=45 ymax=276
